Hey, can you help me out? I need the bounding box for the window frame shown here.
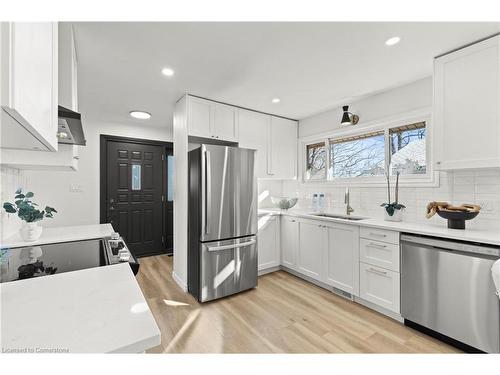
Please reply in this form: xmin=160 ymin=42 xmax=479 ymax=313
xmin=300 ymin=109 xmax=438 ymax=187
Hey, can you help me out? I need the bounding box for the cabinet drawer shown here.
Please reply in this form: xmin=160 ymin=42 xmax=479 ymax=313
xmin=360 ymin=239 xmax=399 ymax=272
xmin=360 ymin=227 xmax=399 ymax=245
xmin=360 ymin=262 xmax=400 ymax=314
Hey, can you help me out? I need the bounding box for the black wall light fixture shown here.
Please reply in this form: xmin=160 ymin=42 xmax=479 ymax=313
xmin=341 ymin=105 xmax=359 ymax=125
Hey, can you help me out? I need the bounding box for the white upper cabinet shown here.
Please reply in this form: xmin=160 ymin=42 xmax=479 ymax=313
xmin=433 ymin=35 xmax=500 ymax=170
xmin=58 ymin=23 xmax=78 ymax=111
xmin=1 ymin=144 xmax=79 ymax=171
xmin=238 ymin=109 xmax=298 ymax=179
xmin=238 ymin=108 xmax=270 ymax=178
xmin=187 ymin=96 xmax=238 ymax=142
xmin=269 ymin=117 xmax=297 ymax=179
xmin=1 ymin=22 xmax=58 ymax=151
xmin=212 ymin=102 xmax=238 ymax=142
xmin=187 ymin=96 xmax=212 ymax=138
xmin=324 ymin=223 xmax=360 ymax=296
xmin=186 ymin=94 xmax=298 ymax=178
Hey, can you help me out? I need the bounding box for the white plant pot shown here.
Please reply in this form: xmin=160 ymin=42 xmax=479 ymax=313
xmin=383 ymin=208 xmax=404 ymax=222
xmin=19 ymin=222 xmax=43 ymax=242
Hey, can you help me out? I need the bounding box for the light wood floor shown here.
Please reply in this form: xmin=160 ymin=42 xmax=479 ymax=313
xmin=136 ymin=255 xmax=460 ymax=353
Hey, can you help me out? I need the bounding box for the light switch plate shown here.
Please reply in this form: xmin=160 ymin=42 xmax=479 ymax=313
xmin=69 ymin=184 xmax=83 ymax=192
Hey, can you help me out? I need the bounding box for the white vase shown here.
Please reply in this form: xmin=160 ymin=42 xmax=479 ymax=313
xmin=383 ymin=208 xmax=403 ymax=222
xmin=19 ymin=222 xmax=43 ymax=242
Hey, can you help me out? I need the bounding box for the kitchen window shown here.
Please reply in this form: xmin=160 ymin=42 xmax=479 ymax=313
xmin=304 ymin=119 xmax=430 ymax=185
xmin=329 ymin=131 xmax=385 ymax=178
xmin=389 ymin=122 xmax=426 ymax=176
xmin=306 ymin=142 xmax=327 ymax=180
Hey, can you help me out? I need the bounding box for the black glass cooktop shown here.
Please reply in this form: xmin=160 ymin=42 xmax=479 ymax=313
xmin=0 ymin=239 xmax=107 ymax=283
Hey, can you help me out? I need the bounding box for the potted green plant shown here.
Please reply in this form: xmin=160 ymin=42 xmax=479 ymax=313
xmin=380 ymin=172 xmax=405 ymax=222
xmin=3 ymin=189 xmax=57 ymax=242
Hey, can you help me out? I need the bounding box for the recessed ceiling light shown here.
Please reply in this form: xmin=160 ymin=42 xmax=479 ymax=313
xmin=385 ymin=36 xmax=401 ymax=46
xmin=272 ymin=98 xmax=281 ymax=103
xmin=129 ymin=110 xmax=151 ymax=120
xmin=161 ymin=67 xmax=175 ymax=77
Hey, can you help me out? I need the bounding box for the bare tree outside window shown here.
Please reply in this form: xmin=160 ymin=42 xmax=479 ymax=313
xmin=329 ymin=132 xmax=385 ymax=178
xmin=306 ymin=142 xmax=326 ymax=179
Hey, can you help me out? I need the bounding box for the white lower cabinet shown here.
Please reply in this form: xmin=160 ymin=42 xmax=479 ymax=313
xmin=257 ymin=215 xmax=280 ymax=271
xmin=280 ymin=215 xmax=299 ymax=270
xmin=359 ymin=262 xmax=400 ymax=314
xmin=324 ymin=223 xmax=359 ymax=296
xmin=297 ymin=219 xmax=326 ymax=281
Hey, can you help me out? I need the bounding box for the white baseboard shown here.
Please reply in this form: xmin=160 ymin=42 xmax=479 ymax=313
xmin=354 ymin=296 xmax=403 ymax=322
xmin=172 ymin=271 xmax=188 ymax=292
xmin=258 ymin=266 xmax=280 ymax=276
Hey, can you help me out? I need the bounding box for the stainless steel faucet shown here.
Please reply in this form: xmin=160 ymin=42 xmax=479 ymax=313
xmin=344 ymin=187 xmax=354 ymax=215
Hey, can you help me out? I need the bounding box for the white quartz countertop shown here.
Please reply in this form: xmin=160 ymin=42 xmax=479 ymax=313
xmin=1 ymin=224 xmax=115 ymax=249
xmin=0 ymin=263 xmax=160 ymax=353
xmin=259 ymin=208 xmax=500 ymax=246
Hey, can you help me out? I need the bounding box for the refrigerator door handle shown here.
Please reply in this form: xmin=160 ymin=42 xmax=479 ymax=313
xmin=205 ymin=150 xmax=212 ymax=234
xmin=207 ymin=239 xmax=256 ymax=252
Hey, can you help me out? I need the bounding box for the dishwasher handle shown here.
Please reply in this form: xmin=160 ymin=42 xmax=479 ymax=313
xmin=401 ymin=234 xmax=500 ymax=257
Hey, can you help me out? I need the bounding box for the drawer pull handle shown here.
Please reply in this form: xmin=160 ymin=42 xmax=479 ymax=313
xmin=367 ymin=267 xmax=388 ymax=276
xmin=369 ymin=232 xmax=387 ymax=237
xmin=367 ymin=242 xmax=387 ymax=249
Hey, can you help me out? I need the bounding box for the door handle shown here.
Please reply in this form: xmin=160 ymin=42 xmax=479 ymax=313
xmin=367 ymin=267 xmax=388 ymax=276
xmin=367 ymin=242 xmax=387 ymax=249
xmin=205 ymin=150 xmax=212 ymax=234
xmin=208 ymin=239 xmax=256 ymax=252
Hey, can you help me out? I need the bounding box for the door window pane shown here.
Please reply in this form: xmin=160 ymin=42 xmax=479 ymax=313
xmin=389 ymin=122 xmax=426 ymax=175
xmin=167 ymin=155 xmax=174 ymax=201
xmin=329 ymin=131 xmax=385 ymax=178
xmin=305 ymin=142 xmax=326 ymax=180
xmin=131 ymin=164 xmax=141 ymax=190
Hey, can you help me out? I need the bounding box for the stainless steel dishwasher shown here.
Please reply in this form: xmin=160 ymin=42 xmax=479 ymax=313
xmin=401 ymin=234 xmax=500 ymax=353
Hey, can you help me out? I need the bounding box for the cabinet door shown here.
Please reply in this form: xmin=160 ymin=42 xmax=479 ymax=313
xmin=325 ymin=223 xmax=359 ymax=296
xmin=434 ymin=35 xmax=500 ymax=170
xmin=187 ymin=96 xmax=212 ymax=138
xmin=360 ymin=262 xmax=400 ymax=313
xmin=238 ymin=109 xmax=270 ymax=178
xmin=257 ymin=215 xmax=280 ymax=271
xmin=269 ymin=117 xmax=297 ymax=179
xmin=1 ymin=22 xmax=58 ymax=151
xmin=298 ymin=219 xmax=325 ymax=281
xmin=213 ymin=103 xmax=238 ymax=142
xmin=280 ymin=216 xmax=299 ymax=270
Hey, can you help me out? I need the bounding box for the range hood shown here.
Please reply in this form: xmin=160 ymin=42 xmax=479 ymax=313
xmin=57 ymin=106 xmax=86 ymax=146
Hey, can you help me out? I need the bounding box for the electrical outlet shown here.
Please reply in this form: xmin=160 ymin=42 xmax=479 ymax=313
xmin=69 ymin=184 xmax=83 ymax=193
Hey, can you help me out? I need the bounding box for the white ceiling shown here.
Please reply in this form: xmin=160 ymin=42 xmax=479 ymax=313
xmin=73 ymin=22 xmax=500 ymax=129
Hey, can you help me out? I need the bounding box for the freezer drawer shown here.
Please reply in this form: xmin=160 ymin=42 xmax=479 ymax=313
xmin=199 ymin=236 xmax=258 ymax=302
xmin=401 ymin=238 xmax=500 ymax=353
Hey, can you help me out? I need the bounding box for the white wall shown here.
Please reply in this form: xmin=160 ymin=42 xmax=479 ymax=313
xmin=0 ymin=167 xmax=28 ymax=240
xmin=22 ymin=118 xmax=172 ymax=229
xmin=285 ymin=77 xmax=500 ymax=230
xmin=299 ymin=77 xmax=432 ymax=138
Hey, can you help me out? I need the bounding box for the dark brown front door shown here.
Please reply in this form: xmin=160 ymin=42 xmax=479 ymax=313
xmin=105 ymin=140 xmax=165 ymax=257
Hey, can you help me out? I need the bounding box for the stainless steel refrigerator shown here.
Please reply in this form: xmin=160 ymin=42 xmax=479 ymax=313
xmin=188 ymin=144 xmax=258 ymax=302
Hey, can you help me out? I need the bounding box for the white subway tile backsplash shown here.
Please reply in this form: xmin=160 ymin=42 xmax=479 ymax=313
xmin=276 ymin=169 xmax=500 ymax=229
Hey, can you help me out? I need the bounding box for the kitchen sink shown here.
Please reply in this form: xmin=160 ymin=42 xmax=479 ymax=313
xmin=309 ymin=213 xmax=366 ymax=221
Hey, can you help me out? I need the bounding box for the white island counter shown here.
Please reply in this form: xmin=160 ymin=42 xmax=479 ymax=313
xmin=0 ymin=263 xmax=160 ymax=353
xmin=1 ymin=223 xmax=115 ymax=249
